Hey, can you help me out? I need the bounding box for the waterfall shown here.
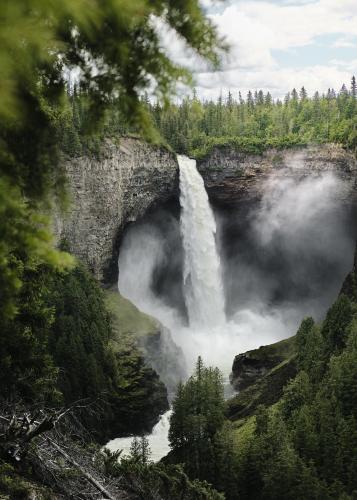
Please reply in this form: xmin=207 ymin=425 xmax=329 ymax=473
xmin=178 ymin=155 xmax=226 ymax=327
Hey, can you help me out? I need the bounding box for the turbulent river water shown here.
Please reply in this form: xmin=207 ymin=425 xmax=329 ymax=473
xmin=106 ymin=410 xmax=172 ymax=462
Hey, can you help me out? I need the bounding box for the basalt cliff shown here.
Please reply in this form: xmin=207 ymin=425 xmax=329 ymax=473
xmin=198 ymin=143 xmax=357 ymax=207
xmin=53 ymin=137 xmax=179 ymax=283
xmin=54 ymin=141 xmax=357 ymax=283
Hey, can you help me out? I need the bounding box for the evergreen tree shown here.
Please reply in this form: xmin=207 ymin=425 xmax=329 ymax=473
xmin=227 ymin=91 xmax=234 ymax=112
xmin=299 ymin=86 xmax=308 ymax=100
xmin=265 ymin=92 xmax=273 ymax=106
xmin=291 ymin=88 xmax=299 ymax=101
xmin=247 ymin=91 xmax=254 ymax=109
xmin=129 ymin=436 xmax=151 ymax=464
xmin=169 ymin=358 xmax=225 ymax=485
xmin=340 ymin=84 xmax=349 ymax=95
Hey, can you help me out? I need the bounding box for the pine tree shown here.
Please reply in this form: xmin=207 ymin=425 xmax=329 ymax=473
xmin=340 ymin=84 xmax=349 ymax=95
xmin=351 ymin=76 xmax=357 ymax=97
xmin=321 ymin=294 xmax=353 ymax=353
xmin=247 ymin=90 xmax=254 ymax=109
xmin=129 ymin=437 xmax=142 ymax=462
xmin=291 ymin=88 xmax=299 ymax=101
xmin=140 ymin=436 xmax=151 ymax=464
xmin=265 ymin=92 xmax=273 ymax=106
xmin=299 ymin=86 xmax=308 ymax=100
xmin=257 ymin=90 xmax=265 ymax=105
xmin=169 ymin=358 xmax=225 ymax=485
xmin=227 ymin=90 xmax=233 ymax=112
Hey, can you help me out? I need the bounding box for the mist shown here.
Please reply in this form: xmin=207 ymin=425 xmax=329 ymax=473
xmin=118 ymin=169 xmax=356 ymax=377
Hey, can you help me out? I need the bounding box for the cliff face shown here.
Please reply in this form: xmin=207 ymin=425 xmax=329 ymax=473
xmin=55 ymin=141 xmax=357 ymax=283
xmin=54 ymin=137 xmax=179 ymax=282
xmin=198 ymin=144 xmax=357 ymax=206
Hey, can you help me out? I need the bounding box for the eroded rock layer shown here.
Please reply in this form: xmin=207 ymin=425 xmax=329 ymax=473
xmin=198 ymin=144 xmax=357 ymax=206
xmin=55 ymin=142 xmax=357 ymax=283
xmin=54 ymin=137 xmax=179 ymax=282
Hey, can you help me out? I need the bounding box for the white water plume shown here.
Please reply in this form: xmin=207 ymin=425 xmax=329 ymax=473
xmin=118 ymin=158 xmax=355 ymax=376
xmin=118 ymin=223 xmax=183 ymax=329
xmin=178 ymin=155 xmax=226 ymax=327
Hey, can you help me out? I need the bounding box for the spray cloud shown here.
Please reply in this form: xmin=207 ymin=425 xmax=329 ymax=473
xmin=118 ymin=159 xmax=355 ymax=376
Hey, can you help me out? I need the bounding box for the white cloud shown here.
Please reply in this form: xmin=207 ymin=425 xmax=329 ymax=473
xmin=201 ymin=0 xmax=357 ymax=98
xmin=210 ymin=0 xmax=357 ymax=63
xmin=155 ymin=0 xmax=357 ymax=99
xmin=194 ymin=63 xmax=357 ymax=100
xmin=332 ymin=36 xmax=356 ymax=48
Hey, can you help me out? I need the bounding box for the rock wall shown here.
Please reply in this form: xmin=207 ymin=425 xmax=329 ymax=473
xmin=198 ymin=144 xmax=357 ymax=206
xmin=55 ymin=141 xmax=357 ymax=283
xmin=54 ymin=137 xmax=179 ymax=282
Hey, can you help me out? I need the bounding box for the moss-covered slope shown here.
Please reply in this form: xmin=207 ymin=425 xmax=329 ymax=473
xmin=104 ymin=288 xmax=160 ymax=341
xmin=227 ymin=336 xmax=297 ymax=422
xmin=104 ymin=288 xmax=186 ymax=397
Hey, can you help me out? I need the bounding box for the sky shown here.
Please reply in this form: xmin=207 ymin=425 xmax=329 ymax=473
xmin=163 ymin=0 xmax=357 ymax=100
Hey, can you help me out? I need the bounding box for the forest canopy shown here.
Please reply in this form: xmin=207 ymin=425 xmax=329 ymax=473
xmin=59 ymin=77 xmax=357 ymax=160
xmin=152 ymin=81 xmax=357 ymax=157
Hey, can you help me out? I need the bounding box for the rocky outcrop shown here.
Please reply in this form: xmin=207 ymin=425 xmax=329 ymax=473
xmin=230 ymin=352 xmax=282 ymax=392
xmin=54 ymin=137 xmax=178 ymax=282
xmin=230 ymin=336 xmax=296 ymax=392
xmin=198 ymin=144 xmax=357 ymax=206
xmin=227 ymin=358 xmax=297 ymax=421
xmin=227 ymin=337 xmax=297 ymax=421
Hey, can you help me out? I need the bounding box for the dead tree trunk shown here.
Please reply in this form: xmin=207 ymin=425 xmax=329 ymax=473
xmin=47 ymin=438 xmax=116 ymax=500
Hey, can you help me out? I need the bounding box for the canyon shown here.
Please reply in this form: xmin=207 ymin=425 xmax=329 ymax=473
xmin=53 ymin=140 xmax=357 ymax=396
xmin=54 ymin=140 xmax=357 ymax=285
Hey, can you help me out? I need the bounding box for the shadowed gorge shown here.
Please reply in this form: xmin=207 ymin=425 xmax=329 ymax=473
xmin=115 ymin=147 xmax=357 ymax=373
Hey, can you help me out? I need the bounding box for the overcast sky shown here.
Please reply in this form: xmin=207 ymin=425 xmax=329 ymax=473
xmin=165 ymin=0 xmax=357 ymax=101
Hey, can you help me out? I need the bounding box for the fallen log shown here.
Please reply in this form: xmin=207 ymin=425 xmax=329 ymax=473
xmin=47 ymin=438 xmax=117 ymax=500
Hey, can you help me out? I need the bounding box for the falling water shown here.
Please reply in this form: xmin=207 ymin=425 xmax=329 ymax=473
xmin=107 ymin=156 xmax=228 ymax=462
xmin=178 ymin=155 xmax=226 ymax=327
